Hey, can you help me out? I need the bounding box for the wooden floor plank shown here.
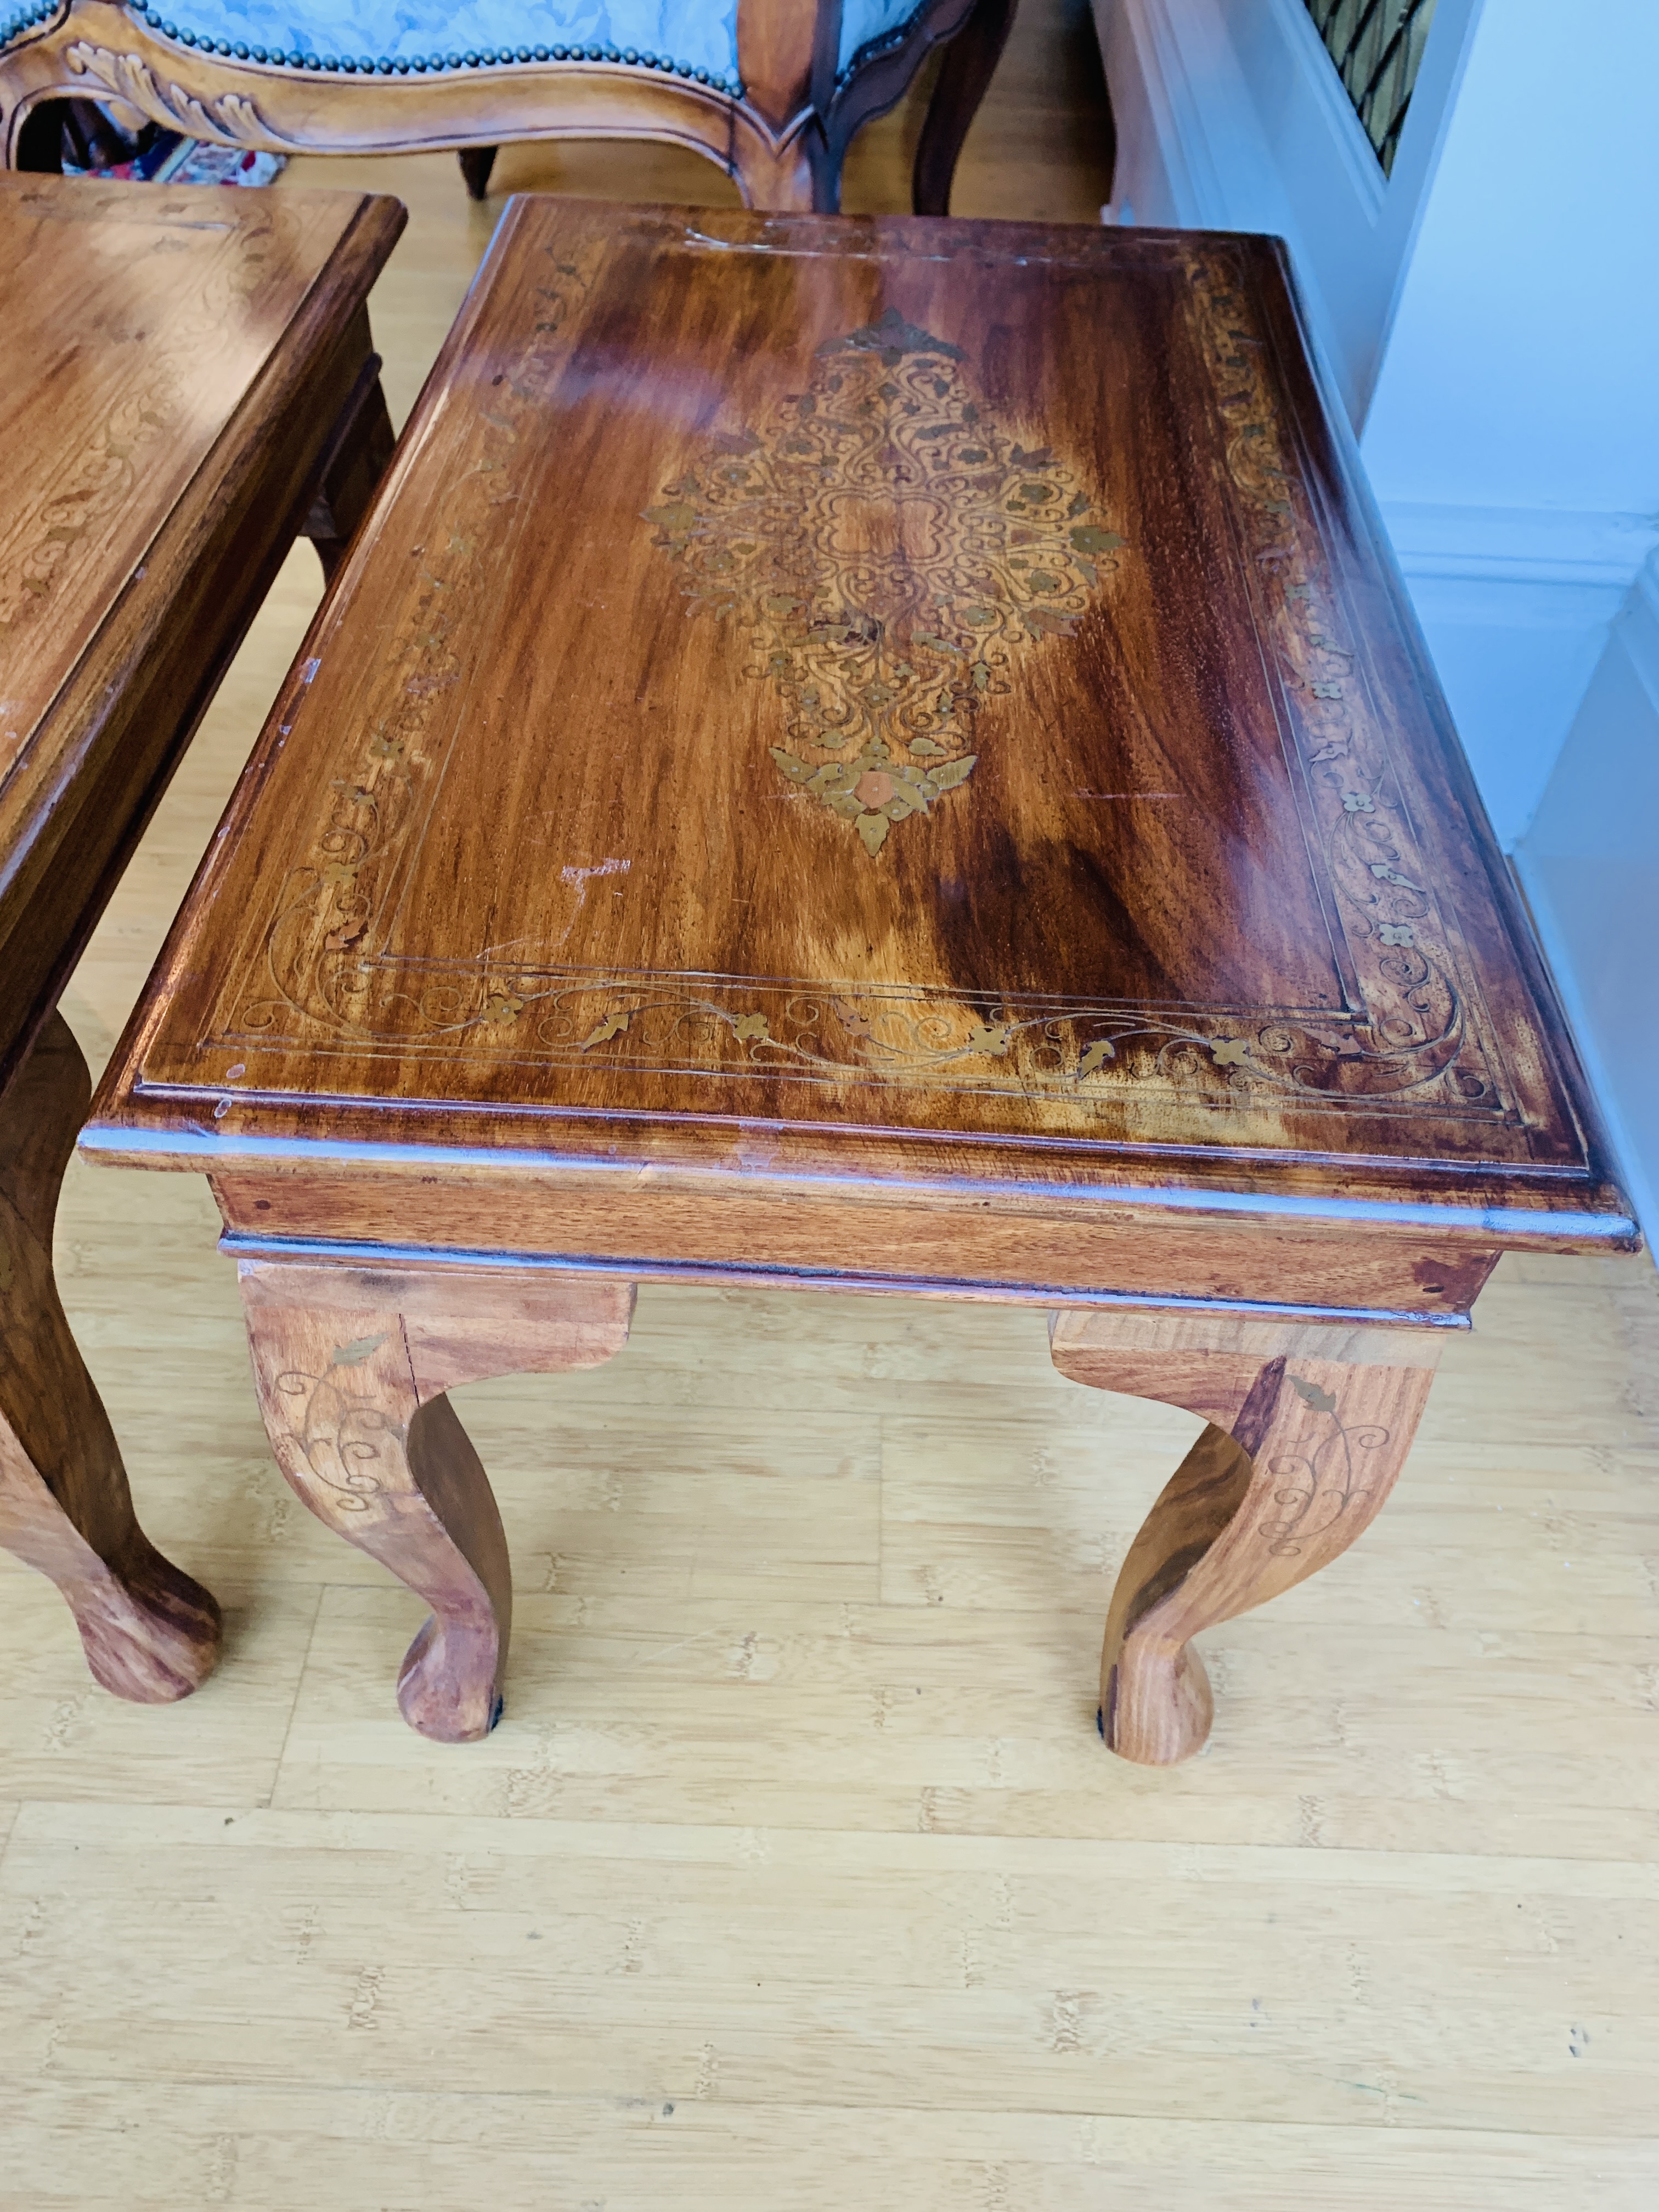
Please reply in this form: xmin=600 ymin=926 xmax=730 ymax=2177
xmin=4 ymin=2085 xmax=1656 ymax=2212
xmin=4 ymin=1807 xmax=1657 ymax=2139
xmin=3 ymin=3 xmax=1655 ymax=2201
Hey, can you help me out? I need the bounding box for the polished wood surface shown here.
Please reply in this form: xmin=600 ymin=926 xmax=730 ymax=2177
xmin=9 ymin=111 xmax=1658 ymax=2198
xmin=0 ymin=170 xmax=404 ymax=1088
xmin=0 ymin=168 xmax=403 ymax=1699
xmin=82 ymin=191 xmax=1638 ymax=1757
xmin=1052 ymin=1309 xmax=1441 ymax=1762
xmin=87 ymin=197 xmax=1631 ymax=1268
xmin=1 ymin=0 xmax=1011 ymax=216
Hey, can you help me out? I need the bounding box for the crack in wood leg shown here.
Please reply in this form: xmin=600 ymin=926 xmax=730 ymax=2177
xmin=0 ymin=1013 xmax=221 ymax=1701
xmin=238 ymin=1260 xmax=633 ymax=1741
xmin=1050 ymin=1312 xmax=1441 ymax=1764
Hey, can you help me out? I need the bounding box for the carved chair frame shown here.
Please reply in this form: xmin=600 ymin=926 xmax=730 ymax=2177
xmin=0 ymin=0 xmax=1017 ymax=211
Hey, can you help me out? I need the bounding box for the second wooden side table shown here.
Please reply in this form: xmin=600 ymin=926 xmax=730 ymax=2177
xmin=1 ymin=170 xmax=403 ymax=1702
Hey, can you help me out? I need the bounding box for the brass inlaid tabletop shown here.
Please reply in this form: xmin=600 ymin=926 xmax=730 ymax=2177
xmin=88 ymin=200 xmax=1626 ymax=1243
xmin=82 ymin=199 xmax=1638 ymax=1758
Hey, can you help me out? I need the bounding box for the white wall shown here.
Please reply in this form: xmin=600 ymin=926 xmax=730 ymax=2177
xmin=1374 ymin=505 xmax=1653 ymax=848
xmin=1515 ymin=558 xmax=1659 ymax=1244
xmin=1097 ymin=0 xmax=1659 ymax=843
xmin=1361 ymin=0 xmax=1659 ymax=846
xmin=1093 ymin=0 xmax=1482 ymax=421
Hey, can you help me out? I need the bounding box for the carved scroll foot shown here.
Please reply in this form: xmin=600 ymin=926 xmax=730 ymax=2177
xmin=0 ymin=1014 xmax=221 ymax=1701
xmin=239 ymin=1260 xmax=634 ymax=1741
xmin=1051 ymin=1312 xmax=1442 ymax=1764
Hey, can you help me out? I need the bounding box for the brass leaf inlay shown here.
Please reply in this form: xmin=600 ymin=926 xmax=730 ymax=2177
xmin=643 ymin=306 xmax=1128 ymax=854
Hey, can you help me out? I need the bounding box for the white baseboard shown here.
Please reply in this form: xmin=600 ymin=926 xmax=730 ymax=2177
xmin=1093 ymin=0 xmax=1296 ymax=232
xmin=1515 ymin=555 xmax=1659 ymax=1246
xmin=1379 ymin=503 xmax=1659 ymax=588
xmin=1379 ymin=504 xmax=1659 ymax=848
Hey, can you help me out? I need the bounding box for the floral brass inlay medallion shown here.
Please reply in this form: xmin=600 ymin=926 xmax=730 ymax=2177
xmin=211 ymin=235 xmax=1525 ymax=1143
xmin=642 ymin=306 xmax=1127 ymax=854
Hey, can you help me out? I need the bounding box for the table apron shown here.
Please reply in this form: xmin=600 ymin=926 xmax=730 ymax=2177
xmin=208 ymin=1168 xmax=1497 ymax=1326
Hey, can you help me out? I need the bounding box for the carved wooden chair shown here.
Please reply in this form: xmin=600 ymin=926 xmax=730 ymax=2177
xmin=1 ymin=0 xmax=1017 ymax=211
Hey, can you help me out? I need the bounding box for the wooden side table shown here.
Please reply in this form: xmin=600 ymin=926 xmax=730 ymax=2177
xmin=1 ymin=170 xmax=404 ymax=1702
xmin=84 ymin=199 xmax=1637 ymax=1759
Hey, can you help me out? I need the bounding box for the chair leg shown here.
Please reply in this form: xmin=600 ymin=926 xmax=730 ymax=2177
xmin=912 ymin=0 xmax=1019 ymax=216
xmin=458 ymin=146 xmax=498 ymax=201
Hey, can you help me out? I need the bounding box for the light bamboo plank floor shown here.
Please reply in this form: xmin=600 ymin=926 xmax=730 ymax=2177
xmin=6 ymin=8 xmax=1659 ymax=2203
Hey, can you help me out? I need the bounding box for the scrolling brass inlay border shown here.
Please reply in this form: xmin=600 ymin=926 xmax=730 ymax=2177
xmin=1182 ymin=261 xmax=1497 ymax=1108
xmin=207 ymin=238 xmax=1519 ymax=1131
xmin=1 ymin=192 xmax=283 ymax=793
xmin=642 ymin=305 xmax=1128 ymax=856
xmin=1260 ymin=1371 xmax=1389 ymax=1556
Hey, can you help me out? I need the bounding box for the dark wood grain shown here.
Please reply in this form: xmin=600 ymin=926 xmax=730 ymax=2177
xmin=80 ymin=198 xmax=1638 ymax=1757
xmin=0 ymin=170 xmax=403 ymax=1700
xmin=86 ymin=200 xmax=1632 ymax=1266
xmin=911 ymin=0 xmax=1020 ymax=217
xmin=0 ymin=1014 xmax=221 ymax=1701
xmin=301 ymin=320 xmax=398 ymax=581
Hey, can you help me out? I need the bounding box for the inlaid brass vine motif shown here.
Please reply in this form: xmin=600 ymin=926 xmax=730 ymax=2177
xmin=0 ymin=195 xmax=279 ymax=644
xmin=217 ymin=238 xmax=1520 ymax=1137
xmin=642 ymin=306 xmax=1127 ymax=855
xmin=1180 ymin=261 xmax=1503 ymax=1110
xmin=268 ymin=1333 xmax=401 ymax=1515
xmin=1258 ymin=1370 xmax=1389 ymax=1557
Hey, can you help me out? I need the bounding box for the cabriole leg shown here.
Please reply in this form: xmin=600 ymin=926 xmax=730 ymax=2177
xmin=0 ymin=1013 xmax=221 ymax=1700
xmin=1050 ymin=1312 xmax=1441 ymax=1764
xmin=238 ymin=1259 xmax=633 ymax=1741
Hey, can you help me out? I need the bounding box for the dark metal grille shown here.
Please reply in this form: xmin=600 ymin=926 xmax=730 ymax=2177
xmin=1304 ymin=0 xmax=1439 ymax=175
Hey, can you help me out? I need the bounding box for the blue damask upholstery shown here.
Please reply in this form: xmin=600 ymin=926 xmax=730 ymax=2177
xmin=103 ymin=0 xmax=930 ymax=89
xmin=128 ymin=1 xmax=742 ymax=84
xmin=836 ymin=0 xmax=923 ymax=75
